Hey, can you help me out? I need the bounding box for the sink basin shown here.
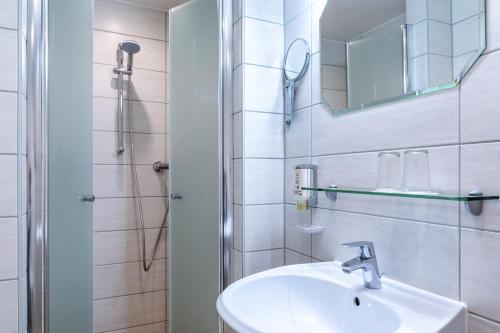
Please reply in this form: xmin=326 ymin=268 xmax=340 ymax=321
xmin=217 ymin=262 xmax=466 ymax=333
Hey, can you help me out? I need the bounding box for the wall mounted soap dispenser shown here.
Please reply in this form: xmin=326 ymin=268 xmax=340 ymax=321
xmin=294 ymin=164 xmax=318 ymax=210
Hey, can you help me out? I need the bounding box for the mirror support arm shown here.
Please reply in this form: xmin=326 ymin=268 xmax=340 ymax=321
xmin=285 ymin=80 xmax=295 ymax=128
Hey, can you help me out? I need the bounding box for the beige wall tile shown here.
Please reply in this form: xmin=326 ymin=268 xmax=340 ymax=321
xmin=0 ymin=92 xmax=17 ymax=154
xmin=0 ymin=155 xmax=17 ymax=216
xmin=0 ymin=218 xmax=17 ymax=280
xmin=0 ymin=280 xmax=18 ymax=333
xmin=0 ymin=29 xmax=17 ymax=91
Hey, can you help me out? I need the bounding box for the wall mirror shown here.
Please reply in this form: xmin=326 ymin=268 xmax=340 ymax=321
xmin=319 ymin=0 xmax=486 ymax=113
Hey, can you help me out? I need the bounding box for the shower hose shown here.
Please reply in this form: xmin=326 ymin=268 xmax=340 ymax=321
xmin=127 ymin=78 xmax=169 ymax=272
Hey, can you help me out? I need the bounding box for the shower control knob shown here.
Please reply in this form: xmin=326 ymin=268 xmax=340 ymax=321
xmin=79 ymin=194 xmax=95 ymax=202
xmin=170 ymin=193 xmax=183 ymax=200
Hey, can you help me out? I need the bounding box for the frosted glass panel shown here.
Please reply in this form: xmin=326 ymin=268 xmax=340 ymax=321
xmin=169 ymin=0 xmax=221 ymax=332
xmin=347 ymin=29 xmax=404 ymax=108
xmin=47 ymin=0 xmax=93 ymax=331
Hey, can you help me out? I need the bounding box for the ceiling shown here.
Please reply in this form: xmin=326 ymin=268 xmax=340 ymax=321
xmin=321 ymin=0 xmax=406 ymax=42
xmin=119 ymin=0 xmax=189 ymax=11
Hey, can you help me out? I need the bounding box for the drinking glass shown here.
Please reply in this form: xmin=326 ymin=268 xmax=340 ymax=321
xmin=401 ymin=149 xmax=431 ymax=192
xmin=376 ymin=152 xmax=401 ymax=190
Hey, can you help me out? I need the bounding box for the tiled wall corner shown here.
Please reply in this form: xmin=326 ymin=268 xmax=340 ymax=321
xmin=92 ymin=1 xmax=169 ymax=331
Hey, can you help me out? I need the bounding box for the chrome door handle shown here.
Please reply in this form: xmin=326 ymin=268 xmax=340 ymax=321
xmin=170 ymin=193 xmax=183 ymax=200
xmin=79 ymin=194 xmax=95 ymax=202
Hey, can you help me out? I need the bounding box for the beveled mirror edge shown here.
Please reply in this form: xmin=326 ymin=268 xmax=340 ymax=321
xmin=320 ymin=6 xmax=486 ymax=116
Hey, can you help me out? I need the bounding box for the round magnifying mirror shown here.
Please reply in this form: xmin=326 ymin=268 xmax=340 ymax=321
xmin=284 ymin=38 xmax=311 ymax=82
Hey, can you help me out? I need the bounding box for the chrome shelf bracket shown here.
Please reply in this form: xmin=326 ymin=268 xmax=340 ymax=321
xmin=464 ymin=191 xmax=484 ymax=216
xmin=325 ymin=185 xmax=338 ymax=202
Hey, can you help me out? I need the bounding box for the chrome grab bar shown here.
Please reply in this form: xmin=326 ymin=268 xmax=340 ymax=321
xmin=401 ymin=24 xmax=409 ymax=94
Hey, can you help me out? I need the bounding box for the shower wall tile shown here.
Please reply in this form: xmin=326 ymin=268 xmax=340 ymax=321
xmin=233 ymin=112 xmax=242 ymax=158
xmin=0 ymin=0 xmax=18 ymax=29
xmin=0 ymin=280 xmax=18 ymax=333
xmin=244 ymin=18 xmax=283 ymax=68
xmin=406 ymin=0 xmax=427 ymax=24
xmin=428 ymin=21 xmax=452 ymax=57
xmin=0 ymin=155 xmax=17 ymax=216
xmin=93 ymin=290 xmax=168 ymax=332
xmin=233 ymin=159 xmax=243 ymax=205
xmin=245 ymin=0 xmax=283 ymax=24
xmin=93 ymin=228 xmax=168 ymax=266
xmin=452 ymin=0 xmax=483 ymax=23
xmin=233 ymin=204 xmax=243 ymax=251
xmin=0 ymin=29 xmax=17 ymax=91
xmin=285 ymin=107 xmax=311 ymax=158
xmin=429 ymin=0 xmax=452 ymax=23
xmin=461 ymin=228 xmax=500 ymax=322
xmin=0 ymin=218 xmax=17 ymax=280
xmin=94 ymin=0 xmax=166 ymax=40
xmin=468 ymin=315 xmax=500 ymax=333
xmin=233 ymin=65 xmax=243 ymax=113
xmin=93 ymin=197 xmax=167 ymax=231
xmin=93 ymin=30 xmax=166 ymax=71
xmin=312 ymin=209 xmax=459 ymax=298
xmin=321 ymin=65 xmax=347 ymax=90
xmin=486 ymin=0 xmax=500 ymax=53
xmin=233 ymin=19 xmax=242 ymax=68
xmin=111 ymin=321 xmax=168 ymax=333
xmin=321 ymin=40 xmax=346 ymax=67
xmin=453 ymin=15 xmax=482 ymax=56
xmin=93 ymin=259 xmax=167 ymax=299
xmin=285 ymin=0 xmax=311 ymax=24
xmin=244 ymin=204 xmax=284 ymax=251
xmin=0 ymin=92 xmax=17 ymax=154
xmin=244 ymin=111 xmax=284 ymax=158
xmin=285 ymin=6 xmax=311 ymax=50
xmin=285 ymin=249 xmax=311 ymax=265
xmin=93 ymin=98 xmax=166 ymax=134
xmin=244 ymin=249 xmax=284 ymax=276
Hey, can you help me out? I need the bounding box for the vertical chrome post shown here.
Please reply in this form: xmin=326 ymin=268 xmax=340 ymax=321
xmin=27 ymin=0 xmax=47 ymax=331
xmin=117 ymin=72 xmax=125 ymax=154
xmin=401 ymin=24 xmax=409 ymax=94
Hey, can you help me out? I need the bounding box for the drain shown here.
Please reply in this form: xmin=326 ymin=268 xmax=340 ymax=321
xmin=353 ymin=297 xmax=361 ymax=306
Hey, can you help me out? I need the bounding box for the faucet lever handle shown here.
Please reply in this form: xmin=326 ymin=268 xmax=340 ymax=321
xmin=342 ymin=241 xmax=376 ymax=259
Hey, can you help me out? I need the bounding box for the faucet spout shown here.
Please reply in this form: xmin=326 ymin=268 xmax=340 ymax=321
xmin=341 ymin=241 xmax=382 ymax=289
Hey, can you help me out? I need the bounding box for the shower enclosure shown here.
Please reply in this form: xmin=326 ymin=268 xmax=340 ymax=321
xmin=26 ymin=0 xmax=232 ymax=332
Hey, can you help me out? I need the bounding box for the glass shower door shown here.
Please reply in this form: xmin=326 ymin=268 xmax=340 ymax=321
xmin=169 ymin=0 xmax=221 ymax=332
xmin=47 ymin=0 xmax=93 ymax=331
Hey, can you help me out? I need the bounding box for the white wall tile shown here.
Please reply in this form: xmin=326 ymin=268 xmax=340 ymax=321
xmin=312 ymin=209 xmax=459 ymax=298
xmin=461 ymin=51 xmax=500 ymax=143
xmin=244 ymin=159 xmax=284 ymax=204
xmin=429 ymin=0 xmax=452 ymax=23
xmin=453 ymin=0 xmax=483 ymax=23
xmin=233 ymin=204 xmax=243 ymax=251
xmin=233 ymin=249 xmax=243 ymax=281
xmin=285 ymin=107 xmax=311 ymax=158
xmin=429 ymin=54 xmax=453 ymax=86
xmin=0 ymin=0 xmax=18 ymax=29
xmin=94 ymin=0 xmax=166 ymax=40
xmin=233 ymin=159 xmax=243 ymax=205
xmin=243 ymin=65 xmax=283 ymax=113
xmin=409 ymin=21 xmax=428 ymax=58
xmin=0 ymin=92 xmax=17 ymax=153
xmin=453 ymin=51 xmax=476 ymax=78
xmin=285 ymin=0 xmax=311 ymax=24
xmin=244 ymin=18 xmax=283 ymax=68
xmin=468 ymin=314 xmax=500 ymax=333
xmin=93 ymin=197 xmax=167 ymax=231
xmin=93 ymin=259 xmax=167 ymax=299
xmin=410 ymin=55 xmax=429 ymax=91
xmin=244 ymin=204 xmax=284 ymax=251
xmin=285 ymin=204 xmax=311 ymax=255
xmin=93 ymin=30 xmax=166 ymax=72
xmin=462 ymin=228 xmax=500 ymax=321
xmin=244 ymin=112 xmax=284 ymax=158
xmin=406 ymin=0 xmax=428 ymax=24
xmin=0 ymin=155 xmax=17 ymax=216
xmin=93 ymin=290 xmax=167 ymax=332
xmin=0 ymin=29 xmax=17 ymax=91
xmin=311 ymin=89 xmax=459 ymax=155
xmin=285 ymin=7 xmax=311 ymax=51
xmin=323 ymin=89 xmax=347 ymax=110
xmin=233 ymin=66 xmax=243 ymax=113
xmin=311 ymin=53 xmax=321 ymax=104
xmin=244 ymin=249 xmax=284 ymax=276
xmin=294 ymin=64 xmax=312 ymax=110
xmin=460 ymin=142 xmax=500 ymax=232
xmin=93 ymin=228 xmax=167 ymax=266
xmin=131 ymin=69 xmax=166 ymax=103
xmin=0 ymin=280 xmax=18 ymax=333
xmin=285 ymin=249 xmax=311 ymax=265
xmin=233 ymin=0 xmax=241 ymax=23
xmin=311 ymin=0 xmax=327 ymax=54
xmin=245 ymin=0 xmax=283 ymax=24
xmin=428 ymin=21 xmax=452 ymax=57
xmin=233 ymin=112 xmax=243 ymax=158
xmin=0 ymin=218 xmax=17 ymax=280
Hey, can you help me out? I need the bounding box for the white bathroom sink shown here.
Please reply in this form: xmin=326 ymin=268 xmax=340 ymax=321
xmin=217 ymin=262 xmax=466 ymax=333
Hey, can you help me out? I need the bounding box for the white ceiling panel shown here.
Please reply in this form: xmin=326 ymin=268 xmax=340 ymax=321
xmin=118 ymin=0 xmax=189 ymax=11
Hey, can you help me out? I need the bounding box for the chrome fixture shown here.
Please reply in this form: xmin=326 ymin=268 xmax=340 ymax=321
xmin=283 ymin=38 xmax=311 ymax=127
xmin=153 ymin=161 xmax=169 ymax=172
xmin=342 ymin=241 xmax=382 ymax=289
xmin=114 ymin=40 xmax=140 ymax=154
xmin=78 ymin=194 xmax=95 ymax=202
xmin=401 ymin=24 xmax=409 ymax=94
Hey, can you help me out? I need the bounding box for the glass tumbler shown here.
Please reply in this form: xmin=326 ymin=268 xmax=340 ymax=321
xmin=401 ymin=149 xmax=431 ymax=192
xmin=376 ymin=152 xmax=401 ymax=190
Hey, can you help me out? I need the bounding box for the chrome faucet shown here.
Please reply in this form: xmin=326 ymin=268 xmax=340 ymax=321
xmin=341 ymin=241 xmax=382 ymax=289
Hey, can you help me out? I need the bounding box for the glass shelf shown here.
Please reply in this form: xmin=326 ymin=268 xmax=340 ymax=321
xmin=302 ymin=186 xmax=499 ymax=202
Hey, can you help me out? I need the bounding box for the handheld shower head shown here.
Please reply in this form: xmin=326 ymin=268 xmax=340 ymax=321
xmin=117 ymin=40 xmax=141 ymax=71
